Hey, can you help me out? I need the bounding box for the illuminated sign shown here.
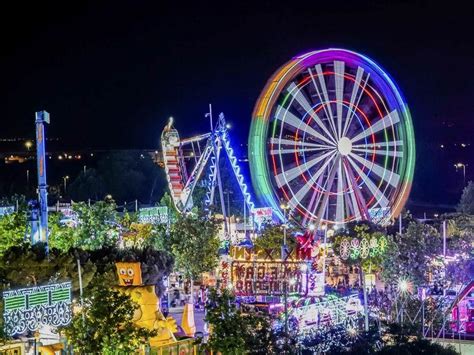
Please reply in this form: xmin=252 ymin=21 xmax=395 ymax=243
xmin=138 ymin=206 xmax=168 ymax=224
xmin=288 ymin=294 xmax=363 ymax=331
xmin=3 ymin=282 xmax=72 ymax=336
xmin=252 ymin=207 xmax=273 ymax=227
xmin=231 ymin=260 xmax=308 ymax=296
xmin=338 ymin=235 xmax=388 ymax=260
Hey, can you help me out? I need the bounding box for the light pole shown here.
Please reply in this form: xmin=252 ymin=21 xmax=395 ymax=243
xmin=224 ymin=189 xmax=233 ymax=237
xmin=280 ymin=202 xmax=290 ymax=341
xmin=63 ymin=176 xmax=69 ymax=193
xmin=454 ymin=163 xmax=467 ymax=186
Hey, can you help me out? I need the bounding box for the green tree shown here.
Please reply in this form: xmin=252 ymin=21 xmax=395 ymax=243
xmin=381 ymin=221 xmax=440 ymax=287
xmin=0 ymin=211 xmax=28 ymax=257
xmin=50 ymin=201 xmax=119 ymax=251
xmin=253 ymin=224 xmax=297 ymax=252
xmin=205 ymin=288 xmax=276 ymax=354
xmin=63 ymin=285 xmax=156 ymax=354
xmin=48 ymin=212 xmax=77 ymax=252
xmin=0 ymin=243 xmax=96 ymax=293
xmin=169 ymin=214 xmax=220 ymax=280
xmin=458 ymin=181 xmax=474 ymax=215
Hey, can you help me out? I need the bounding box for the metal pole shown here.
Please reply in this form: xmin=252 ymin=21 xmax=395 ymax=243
xmin=422 ymin=298 xmax=425 ymax=337
xmin=399 ymin=214 xmax=402 ymax=235
xmin=226 ymin=191 xmax=231 ymax=237
xmin=361 ymin=268 xmax=369 ymax=331
xmin=208 ymin=104 xmax=213 ymax=131
xmin=35 ymin=110 xmax=49 ymax=246
xmin=77 ymin=258 xmax=85 ymax=325
xmin=442 ymin=220 xmax=447 ymax=339
xmin=135 ymin=199 xmax=138 ymax=212
xmin=243 ymin=198 xmax=246 ymax=238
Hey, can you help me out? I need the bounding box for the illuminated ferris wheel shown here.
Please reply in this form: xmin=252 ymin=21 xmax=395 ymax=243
xmin=249 ymin=49 xmax=415 ymax=228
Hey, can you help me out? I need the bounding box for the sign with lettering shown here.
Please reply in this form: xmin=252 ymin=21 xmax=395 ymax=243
xmin=138 ymin=206 xmax=168 ymax=224
xmin=231 ymin=260 xmax=308 ymax=296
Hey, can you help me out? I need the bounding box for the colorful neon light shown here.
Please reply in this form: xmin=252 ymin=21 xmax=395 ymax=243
xmin=249 ymin=48 xmax=415 ymax=227
xmin=3 ymin=282 xmax=72 ymax=335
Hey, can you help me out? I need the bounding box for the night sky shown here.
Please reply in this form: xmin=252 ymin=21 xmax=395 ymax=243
xmin=1 ymin=1 xmax=473 ymax=208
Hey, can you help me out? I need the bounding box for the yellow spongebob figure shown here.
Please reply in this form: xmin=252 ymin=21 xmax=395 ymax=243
xmin=116 ymin=262 xmax=143 ymax=286
xmin=115 ymin=262 xmax=178 ymax=346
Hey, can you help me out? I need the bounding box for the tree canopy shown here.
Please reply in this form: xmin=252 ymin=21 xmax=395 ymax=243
xmin=458 ymin=181 xmax=474 ymax=215
xmin=63 ymin=285 xmax=156 ymax=354
xmin=168 ymin=213 xmax=220 ymax=280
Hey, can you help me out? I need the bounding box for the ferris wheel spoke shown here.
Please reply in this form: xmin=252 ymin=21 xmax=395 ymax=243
xmin=334 ymin=61 xmax=345 ymax=140
xmin=342 ymin=67 xmax=370 ymax=137
xmin=314 ymin=64 xmax=338 ymax=139
xmin=270 ymin=137 xmax=331 ymax=149
xmin=352 ymin=148 xmax=403 ymax=158
xmin=270 ymin=147 xmax=330 ymax=155
xmin=335 ymin=158 xmax=345 ymax=224
xmin=286 ymin=83 xmax=337 ymax=144
xmin=314 ymin=155 xmax=340 ymax=223
xmin=275 ymin=150 xmax=335 ymax=188
xmin=275 ymin=106 xmax=335 ymax=146
xmin=342 ymin=162 xmax=362 ymax=220
xmin=350 ymin=109 xmax=400 ymax=143
xmin=352 ymin=140 xmax=403 ymax=148
xmin=287 ymin=152 xmax=336 ymax=210
xmin=349 ymin=152 xmax=400 ymax=187
xmin=346 ymin=156 xmax=390 ymax=208
xmin=308 ymin=68 xmax=337 ymax=139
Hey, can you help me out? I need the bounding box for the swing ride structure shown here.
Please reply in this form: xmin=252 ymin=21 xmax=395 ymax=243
xmin=161 ymin=107 xmax=255 ymax=233
xmin=249 ymin=48 xmax=415 ymax=228
xmin=162 ymin=48 xmax=416 ymax=232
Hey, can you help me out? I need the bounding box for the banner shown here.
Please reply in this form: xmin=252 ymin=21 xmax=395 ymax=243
xmin=252 ymin=207 xmax=273 ymax=227
xmin=138 ymin=206 xmax=168 ymax=224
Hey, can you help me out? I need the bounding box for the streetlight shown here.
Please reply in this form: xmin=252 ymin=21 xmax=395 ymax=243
xmin=63 ymin=176 xmax=69 ymax=193
xmin=24 ymin=140 xmax=33 ymax=151
xmin=454 ymin=163 xmax=468 ymax=186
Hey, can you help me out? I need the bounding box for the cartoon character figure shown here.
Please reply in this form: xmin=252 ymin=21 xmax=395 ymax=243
xmin=116 ymin=262 xmax=143 ymax=286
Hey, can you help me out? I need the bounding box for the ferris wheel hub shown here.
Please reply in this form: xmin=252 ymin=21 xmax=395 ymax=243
xmin=337 ymin=137 xmax=352 ymax=156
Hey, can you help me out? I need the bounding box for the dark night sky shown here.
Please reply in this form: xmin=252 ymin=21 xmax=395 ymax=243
xmin=1 ymin=0 xmax=473 ymax=207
